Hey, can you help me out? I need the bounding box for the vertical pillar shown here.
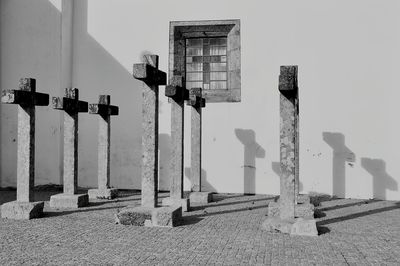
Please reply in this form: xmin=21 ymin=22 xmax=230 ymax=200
xmin=132 ymin=54 xmax=166 ymax=208
xmin=50 ymin=88 xmax=89 ymax=208
xmin=88 ymin=95 xmax=119 ymax=199
xmin=279 ymin=66 xmax=298 ymax=220
xmin=161 ymin=76 xmax=190 ymax=212
xmin=187 ymin=88 xmax=212 ymax=204
xmin=1 ymin=78 xmax=49 ymax=219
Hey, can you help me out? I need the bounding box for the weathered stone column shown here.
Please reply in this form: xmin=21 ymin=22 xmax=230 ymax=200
xmin=278 ymin=66 xmax=298 ymax=220
xmin=87 ymin=95 xmax=119 ymax=199
xmin=50 ymin=88 xmax=89 ymax=208
xmin=187 ymin=88 xmax=212 ymax=204
xmin=1 ymin=78 xmax=49 ymax=219
xmin=161 ymin=76 xmax=190 ymax=212
xmin=115 ymin=54 xmax=182 ymax=227
xmin=262 ymin=66 xmax=317 ymax=236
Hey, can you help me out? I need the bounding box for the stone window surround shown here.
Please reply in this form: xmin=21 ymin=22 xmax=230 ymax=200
xmin=169 ymin=19 xmax=241 ymax=103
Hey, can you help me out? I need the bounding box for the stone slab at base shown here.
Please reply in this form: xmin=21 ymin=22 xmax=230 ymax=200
xmin=261 ymin=217 xmax=318 ymax=237
xmin=161 ymin=197 xmax=190 ymax=212
xmin=268 ymin=201 xmax=314 ymax=218
xmin=115 ymin=205 xmax=182 ymax=227
xmin=88 ymin=188 xmax=118 ymax=200
xmin=189 ymin=192 xmax=213 ymax=204
xmin=1 ymin=201 xmax=44 ymax=220
xmin=49 ymin=193 xmax=89 ymax=208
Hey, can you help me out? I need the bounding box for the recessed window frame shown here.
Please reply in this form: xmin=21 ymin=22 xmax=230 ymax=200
xmin=169 ymin=19 xmax=241 ymax=103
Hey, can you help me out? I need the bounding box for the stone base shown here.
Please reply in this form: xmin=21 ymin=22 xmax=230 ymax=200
xmin=268 ymin=201 xmax=314 ymax=218
xmin=189 ymin=192 xmax=213 ymax=204
xmin=161 ymin=197 xmax=190 ymax=212
xmin=49 ymin=193 xmax=89 ymax=208
xmin=275 ymin=194 xmax=311 ymax=204
xmin=1 ymin=201 xmax=44 ymax=220
xmin=115 ymin=205 xmax=182 ymax=227
xmin=88 ymin=188 xmax=118 ymax=200
xmin=261 ymin=217 xmax=318 ymax=237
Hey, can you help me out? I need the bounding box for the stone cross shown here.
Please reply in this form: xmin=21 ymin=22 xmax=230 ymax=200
xmin=278 ymin=66 xmax=298 ymax=220
xmin=187 ymin=88 xmax=206 ymax=192
xmin=87 ymin=95 xmax=119 ymax=199
xmin=165 ymin=76 xmax=187 ymax=200
xmin=133 ymin=54 xmax=166 ymax=208
xmin=1 ymin=78 xmax=49 ymax=219
xmin=50 ymin=88 xmax=89 ymax=208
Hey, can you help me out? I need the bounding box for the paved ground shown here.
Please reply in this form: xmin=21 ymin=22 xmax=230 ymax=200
xmin=0 ymin=188 xmax=399 ymax=265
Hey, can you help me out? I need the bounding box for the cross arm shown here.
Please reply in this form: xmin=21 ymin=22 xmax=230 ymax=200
xmin=165 ymin=76 xmax=188 ymax=100
xmin=52 ymin=97 xmax=88 ymax=112
xmin=1 ymin=89 xmax=49 ymax=106
xmin=279 ymin=65 xmax=298 ymax=95
xmin=133 ymin=63 xmax=166 ymax=85
xmin=89 ymin=104 xmax=119 ymax=116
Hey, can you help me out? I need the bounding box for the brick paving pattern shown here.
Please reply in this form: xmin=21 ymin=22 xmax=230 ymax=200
xmin=0 ymin=188 xmax=399 ymax=265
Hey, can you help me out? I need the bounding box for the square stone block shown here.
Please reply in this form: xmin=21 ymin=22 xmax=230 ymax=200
xmin=49 ymin=193 xmax=89 ymax=208
xmin=115 ymin=205 xmax=182 ymax=227
xmin=161 ymin=197 xmax=190 ymax=212
xmin=275 ymin=194 xmax=311 ymax=204
xmin=1 ymin=201 xmax=44 ymax=220
xmin=261 ymin=217 xmax=318 ymax=237
xmin=189 ymin=192 xmax=212 ymax=204
xmin=88 ymin=188 xmax=118 ymax=200
xmin=268 ymin=201 xmax=314 ymax=218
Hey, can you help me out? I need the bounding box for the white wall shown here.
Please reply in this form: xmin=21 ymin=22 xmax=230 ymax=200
xmin=1 ymin=0 xmax=399 ymax=200
xmin=0 ymin=0 xmax=62 ymax=188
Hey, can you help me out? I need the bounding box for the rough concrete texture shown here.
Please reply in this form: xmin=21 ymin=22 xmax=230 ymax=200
xmin=133 ymin=55 xmax=166 ymax=208
xmin=1 ymin=200 xmax=44 ymax=220
xmin=191 ymin=105 xmax=202 ymax=192
xmin=1 ymin=78 xmax=49 ymax=204
xmin=276 ymin=194 xmax=311 ymax=205
xmin=190 ymin=192 xmax=213 ymax=204
xmin=49 ymin=193 xmax=88 ymax=208
xmin=88 ymin=95 xmax=119 ymax=195
xmin=268 ymin=201 xmax=314 ymax=218
xmin=278 ymin=66 xmax=299 ymax=220
xmin=88 ymin=188 xmax=118 ymax=200
xmin=115 ymin=205 xmax=182 ymax=227
xmin=169 ymin=93 xmax=185 ymax=200
xmin=161 ymin=197 xmax=190 ymax=212
xmin=261 ymin=217 xmax=318 ymax=237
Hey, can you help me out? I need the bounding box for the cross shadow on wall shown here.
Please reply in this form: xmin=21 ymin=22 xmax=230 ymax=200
xmin=184 ymin=167 xmax=216 ymax=192
xmin=323 ymin=132 xmax=355 ymax=198
xmin=271 ymin=162 xmax=303 ymax=192
xmin=235 ymin=129 xmax=266 ymax=195
xmin=361 ymin=158 xmax=397 ymax=200
xmin=72 ymin=0 xmax=143 ymax=189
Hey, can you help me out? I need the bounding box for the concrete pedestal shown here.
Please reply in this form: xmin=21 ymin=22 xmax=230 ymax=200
xmin=189 ymin=192 xmax=213 ymax=204
xmin=115 ymin=205 xmax=182 ymax=227
xmin=268 ymin=201 xmax=314 ymax=218
xmin=1 ymin=201 xmax=44 ymax=220
xmin=261 ymin=217 xmax=318 ymax=236
xmin=49 ymin=193 xmax=89 ymax=208
xmin=161 ymin=197 xmax=190 ymax=212
xmin=88 ymin=188 xmax=118 ymax=200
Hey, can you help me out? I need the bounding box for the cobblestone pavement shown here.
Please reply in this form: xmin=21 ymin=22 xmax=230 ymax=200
xmin=0 ymin=188 xmax=399 ymax=265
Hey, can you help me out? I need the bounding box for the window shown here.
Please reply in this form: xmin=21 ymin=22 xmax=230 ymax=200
xmin=169 ymin=20 xmax=241 ymax=103
xmin=186 ymin=37 xmax=228 ymax=91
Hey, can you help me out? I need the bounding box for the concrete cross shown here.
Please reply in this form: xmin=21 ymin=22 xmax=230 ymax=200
xmin=278 ymin=65 xmax=298 ymax=220
xmin=162 ymin=76 xmax=190 ymax=211
xmin=87 ymin=95 xmax=119 ymax=199
xmin=49 ymin=88 xmax=89 ymax=208
xmin=0 ymin=78 xmax=49 ymax=219
xmin=186 ymin=88 xmax=205 ymax=193
xmin=133 ymin=54 xmax=166 ymax=208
